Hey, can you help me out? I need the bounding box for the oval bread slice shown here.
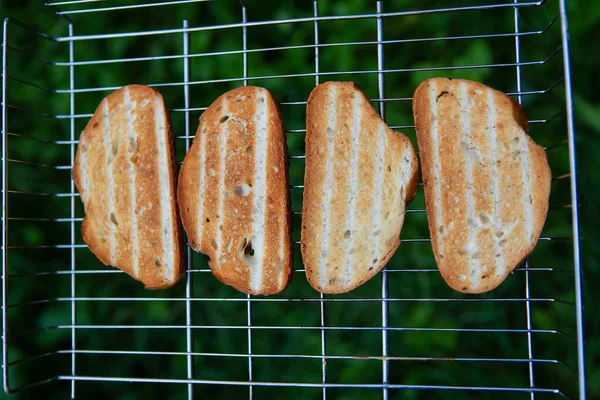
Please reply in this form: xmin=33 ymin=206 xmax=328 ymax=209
xmin=413 ymin=78 xmax=551 ymax=294
xmin=302 ymin=81 xmax=419 ymax=294
xmin=73 ymin=85 xmax=184 ymax=289
xmin=178 ymin=86 xmax=293 ymax=295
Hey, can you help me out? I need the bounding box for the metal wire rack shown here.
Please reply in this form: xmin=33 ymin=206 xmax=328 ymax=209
xmin=1 ymin=0 xmax=584 ymax=398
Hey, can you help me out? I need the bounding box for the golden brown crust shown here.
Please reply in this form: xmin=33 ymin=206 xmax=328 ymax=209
xmin=178 ymin=86 xmax=293 ymax=295
xmin=302 ymin=81 xmax=418 ymax=294
xmin=73 ymin=84 xmax=184 ymax=290
xmin=413 ymin=78 xmax=551 ymax=294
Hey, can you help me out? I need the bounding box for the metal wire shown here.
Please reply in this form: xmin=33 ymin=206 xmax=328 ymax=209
xmin=6 ymin=350 xmax=578 ymax=370
xmin=313 ymin=3 xmax=328 ymax=399
xmin=511 ymin=4 xmax=537 ymax=399
xmin=12 ymin=324 xmax=575 ymax=335
xmin=49 ymin=2 xmax=548 ymax=42
xmin=24 ymin=49 xmax=565 ymax=94
xmin=558 ymin=0 xmax=587 ymax=397
xmin=18 ymin=374 xmax=574 ymax=398
xmin=5 ymin=16 xmax=560 ymax=69
xmin=67 ymin=22 xmax=77 ymax=399
xmin=240 ymin=5 xmax=254 ymax=398
xmin=1 ymin=0 xmax=585 ymax=398
xmin=1 ymin=16 xmax=10 ymax=397
xmin=53 ymin=0 xmax=207 ymax=15
xmin=182 ymin=19 xmax=194 ymax=400
xmin=375 ymin=3 xmax=389 ymax=399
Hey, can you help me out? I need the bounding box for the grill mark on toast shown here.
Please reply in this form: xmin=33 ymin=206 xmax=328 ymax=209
xmin=422 ymin=80 xmax=470 ymax=290
xmin=110 ymin=90 xmax=135 ymax=277
xmin=196 ymin=119 xmax=208 ymax=250
xmin=125 ymin=87 xmax=140 ymax=278
xmin=458 ymin=82 xmax=480 ymax=290
xmin=219 ymin=89 xmax=264 ymax=293
xmin=487 ymin=89 xmax=504 ymax=279
xmin=103 ymin=99 xmax=117 ymax=265
xmin=250 ymin=88 xmax=268 ymax=293
xmin=317 ymin=85 xmax=337 ymax=290
xmin=464 ymin=86 xmax=496 ymax=289
xmin=347 ymin=96 xmax=382 ymax=287
xmin=277 ymin=212 xmax=286 ymax=291
xmin=132 ymin=91 xmax=165 ymax=285
xmin=344 ymin=92 xmax=362 ymax=286
xmin=302 ymin=87 xmax=329 ymax=291
xmin=428 ymin=82 xmax=444 ymax=258
xmin=258 ymin=90 xmax=287 ymax=292
xmin=155 ymin=95 xmax=174 ymax=282
xmin=371 ymin=122 xmax=385 ymax=262
xmin=495 ymin=97 xmax=527 ymax=272
xmin=218 ymin=96 xmax=249 ymax=290
xmin=215 ymin=98 xmax=230 ymax=271
xmin=519 ymin=124 xmax=533 ymax=246
xmin=326 ymin=87 xmax=356 ymax=290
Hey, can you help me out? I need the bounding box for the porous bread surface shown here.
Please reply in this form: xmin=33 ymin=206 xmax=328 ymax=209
xmin=413 ymin=78 xmax=551 ymax=294
xmin=302 ymin=81 xmax=418 ymax=294
xmin=178 ymin=86 xmax=293 ymax=295
xmin=73 ymin=85 xmax=184 ymax=289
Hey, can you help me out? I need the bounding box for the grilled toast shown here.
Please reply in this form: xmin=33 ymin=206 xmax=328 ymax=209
xmin=302 ymin=81 xmax=418 ymax=294
xmin=73 ymin=85 xmax=184 ymax=289
xmin=178 ymin=86 xmax=293 ymax=295
xmin=413 ymin=78 xmax=551 ymax=294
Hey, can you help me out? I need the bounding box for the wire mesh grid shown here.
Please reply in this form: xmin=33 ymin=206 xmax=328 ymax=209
xmin=1 ymin=0 xmax=584 ymax=399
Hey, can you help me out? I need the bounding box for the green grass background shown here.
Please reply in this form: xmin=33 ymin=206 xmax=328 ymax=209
xmin=0 ymin=0 xmax=598 ymax=399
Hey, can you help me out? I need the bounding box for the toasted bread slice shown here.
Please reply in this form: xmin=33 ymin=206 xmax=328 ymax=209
xmin=73 ymin=85 xmax=184 ymax=289
xmin=302 ymin=81 xmax=418 ymax=294
xmin=413 ymin=78 xmax=551 ymax=294
xmin=178 ymin=86 xmax=293 ymax=295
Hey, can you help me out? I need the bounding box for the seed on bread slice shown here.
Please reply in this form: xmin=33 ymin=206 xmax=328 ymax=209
xmin=302 ymin=81 xmax=418 ymax=294
xmin=178 ymin=86 xmax=293 ymax=295
xmin=73 ymin=85 xmax=184 ymax=289
xmin=413 ymin=78 xmax=551 ymax=294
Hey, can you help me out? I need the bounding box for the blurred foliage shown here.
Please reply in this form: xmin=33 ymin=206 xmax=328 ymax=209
xmin=0 ymin=0 xmax=597 ymax=399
